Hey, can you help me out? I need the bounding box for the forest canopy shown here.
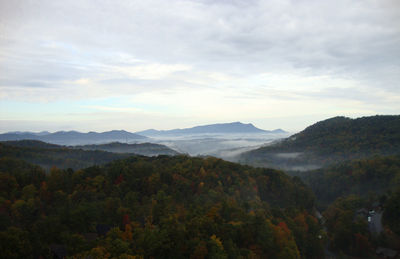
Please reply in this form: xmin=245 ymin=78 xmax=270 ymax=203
xmin=0 ymin=155 xmax=323 ymax=258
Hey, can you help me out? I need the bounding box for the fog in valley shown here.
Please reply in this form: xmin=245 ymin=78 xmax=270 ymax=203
xmin=143 ymin=132 xmax=290 ymax=160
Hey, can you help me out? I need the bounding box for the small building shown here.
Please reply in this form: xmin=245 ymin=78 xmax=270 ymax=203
xmin=314 ymin=209 xmax=326 ymax=224
xmin=376 ymin=247 xmax=398 ymax=258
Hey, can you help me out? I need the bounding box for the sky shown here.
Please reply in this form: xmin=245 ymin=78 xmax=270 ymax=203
xmin=0 ymin=0 xmax=399 ymax=133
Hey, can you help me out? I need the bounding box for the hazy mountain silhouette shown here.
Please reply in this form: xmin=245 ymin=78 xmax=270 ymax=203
xmin=136 ymin=122 xmax=285 ymax=136
xmin=0 ymin=130 xmax=147 ymax=145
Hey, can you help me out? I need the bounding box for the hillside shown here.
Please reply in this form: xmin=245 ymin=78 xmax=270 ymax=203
xmin=0 ymin=155 xmax=323 ymax=258
xmin=74 ymin=142 xmax=179 ymax=156
xmin=1 ymin=139 xmax=62 ymax=149
xmin=299 ymin=156 xmax=400 ymax=256
xmin=0 ymin=130 xmax=147 ymax=145
xmin=136 ymin=122 xmax=285 ymax=136
xmin=297 ymin=155 xmax=400 ymax=209
xmin=0 ymin=141 xmax=131 ymax=170
xmin=239 ymin=115 xmax=400 ymax=170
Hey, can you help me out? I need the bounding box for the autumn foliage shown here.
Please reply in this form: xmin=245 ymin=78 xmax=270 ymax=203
xmin=0 ymin=155 xmax=323 ymax=258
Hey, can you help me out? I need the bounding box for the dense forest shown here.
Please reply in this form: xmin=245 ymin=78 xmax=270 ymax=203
xmin=286 ymin=156 xmax=400 ymax=256
xmin=0 ymin=141 xmax=132 ymax=170
xmin=0 ymin=155 xmax=323 ymax=258
xmin=236 ymin=115 xmax=400 ymax=257
xmin=297 ymin=155 xmax=400 ymax=209
xmin=1 ymin=115 xmax=400 ymax=258
xmin=319 ymin=191 xmax=400 ymax=257
xmin=0 ymin=140 xmax=179 ymax=170
xmin=239 ymin=115 xmax=400 ymax=170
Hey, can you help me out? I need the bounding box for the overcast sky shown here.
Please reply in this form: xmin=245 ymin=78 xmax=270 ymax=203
xmin=0 ymin=0 xmax=399 ymax=133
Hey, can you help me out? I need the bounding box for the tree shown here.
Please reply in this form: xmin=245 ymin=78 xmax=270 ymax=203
xmin=21 ymin=184 xmax=37 ymax=200
xmin=208 ymin=235 xmax=227 ymax=259
xmin=383 ymin=189 xmax=400 ymax=235
xmin=0 ymin=227 xmax=33 ymax=259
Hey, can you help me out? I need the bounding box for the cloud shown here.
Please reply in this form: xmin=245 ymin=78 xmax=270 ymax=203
xmin=0 ymin=0 xmax=399 ymax=131
xmin=84 ymin=105 xmax=144 ymax=113
xmin=112 ymin=63 xmax=191 ymax=80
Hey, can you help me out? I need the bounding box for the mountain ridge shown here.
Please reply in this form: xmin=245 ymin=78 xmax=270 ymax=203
xmin=74 ymin=141 xmax=180 ymax=156
xmin=239 ymin=115 xmax=400 ymax=170
xmin=136 ymin=121 xmax=286 ymax=136
xmin=0 ymin=140 xmax=180 ymax=169
xmin=0 ymin=130 xmax=147 ymax=145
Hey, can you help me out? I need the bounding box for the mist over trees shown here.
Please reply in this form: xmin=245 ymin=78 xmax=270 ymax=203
xmin=239 ymin=115 xmax=400 ymax=170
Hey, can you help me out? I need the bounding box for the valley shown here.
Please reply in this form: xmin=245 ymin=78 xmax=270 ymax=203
xmin=1 ymin=115 xmax=399 ymax=258
xmin=2 ymin=1 xmax=398 ymax=257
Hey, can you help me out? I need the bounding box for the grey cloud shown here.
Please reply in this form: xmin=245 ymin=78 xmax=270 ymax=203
xmin=0 ymin=0 xmax=399 ymax=96
xmin=0 ymin=80 xmax=53 ymax=88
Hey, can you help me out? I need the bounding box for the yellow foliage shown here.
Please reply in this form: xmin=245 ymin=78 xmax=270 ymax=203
xmin=122 ymin=223 xmax=133 ymax=241
xmin=210 ymin=234 xmax=224 ymax=250
xmin=206 ymin=205 xmax=221 ymax=220
xmin=199 ymin=167 xmax=207 ymax=177
xmin=228 ymin=221 xmax=243 ymax=226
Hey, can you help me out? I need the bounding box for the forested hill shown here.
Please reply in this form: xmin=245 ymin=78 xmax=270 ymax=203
xmin=0 ymin=140 xmax=180 ymax=169
xmin=296 ymin=155 xmax=400 ymax=256
xmin=275 ymin=115 xmax=400 ymax=155
xmin=0 ymin=141 xmax=131 ymax=170
xmin=1 ymin=139 xmax=62 ymax=149
xmin=239 ymin=115 xmax=400 ymax=169
xmin=74 ymin=142 xmax=179 ymax=156
xmin=0 ymin=155 xmax=323 ymax=258
xmin=297 ymin=155 xmax=400 ymax=209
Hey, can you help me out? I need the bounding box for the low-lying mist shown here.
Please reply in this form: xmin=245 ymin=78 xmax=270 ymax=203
xmin=145 ymin=132 xmax=290 ymax=159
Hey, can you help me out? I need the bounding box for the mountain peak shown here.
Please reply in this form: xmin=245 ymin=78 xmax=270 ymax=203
xmin=136 ymin=122 xmax=282 ymax=136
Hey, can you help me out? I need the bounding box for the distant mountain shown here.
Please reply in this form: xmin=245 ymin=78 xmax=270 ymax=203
xmin=136 ymin=122 xmax=286 ymax=136
xmin=7 ymin=131 xmax=50 ymax=136
xmin=0 ymin=130 xmax=147 ymax=145
xmin=74 ymin=142 xmax=179 ymax=156
xmin=239 ymin=115 xmax=400 ymax=170
xmin=1 ymin=140 xmax=62 ymax=149
xmin=270 ymin=128 xmax=286 ymax=134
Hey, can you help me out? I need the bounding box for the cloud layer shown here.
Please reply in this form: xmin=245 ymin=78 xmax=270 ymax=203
xmin=0 ymin=0 xmax=399 ymax=132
